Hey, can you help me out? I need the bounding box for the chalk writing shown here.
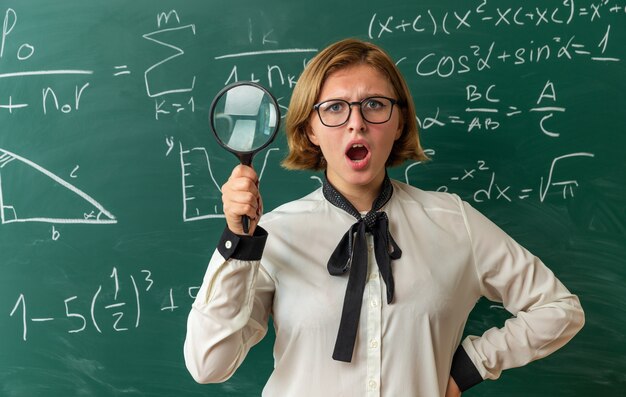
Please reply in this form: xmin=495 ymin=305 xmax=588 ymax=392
xmin=0 ymin=8 xmax=93 ymax=116
xmin=179 ymin=142 xmax=224 ymax=222
xmin=143 ymin=10 xmax=196 ymax=120
xmin=0 ymin=148 xmax=116 ymax=226
xmin=112 ymin=65 xmax=131 ymax=77
xmin=422 ymin=153 xmax=596 ymax=203
xmin=42 ymin=83 xmax=90 ymax=114
xmin=213 ymin=18 xmax=315 ymax=88
xmin=371 ymin=2 xmax=622 ymax=82
xmin=445 ymin=80 xmax=566 ymax=136
xmin=9 ymin=267 xmax=198 ymax=341
xmin=369 ymin=2 xmax=621 ymax=39
xmin=178 ymin=141 xmax=280 ymax=222
xmin=1 ymin=8 xmax=34 ymax=60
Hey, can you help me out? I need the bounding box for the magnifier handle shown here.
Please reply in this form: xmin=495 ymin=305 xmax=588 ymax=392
xmin=239 ymin=154 xmax=253 ymax=235
xmin=242 ymin=215 xmax=250 ymax=235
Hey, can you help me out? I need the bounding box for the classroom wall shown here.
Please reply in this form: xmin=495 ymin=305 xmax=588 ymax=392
xmin=1 ymin=1 xmax=624 ymax=396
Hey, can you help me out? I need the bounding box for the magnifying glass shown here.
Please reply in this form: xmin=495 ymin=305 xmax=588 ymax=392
xmin=209 ymin=81 xmax=281 ymax=234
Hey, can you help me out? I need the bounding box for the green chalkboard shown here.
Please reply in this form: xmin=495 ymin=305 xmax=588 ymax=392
xmin=1 ymin=1 xmax=624 ymax=396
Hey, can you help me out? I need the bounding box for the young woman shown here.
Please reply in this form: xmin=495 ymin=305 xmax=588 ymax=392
xmin=184 ymin=38 xmax=584 ymax=397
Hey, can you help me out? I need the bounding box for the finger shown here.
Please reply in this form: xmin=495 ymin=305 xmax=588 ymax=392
xmin=225 ymin=177 xmax=259 ymax=197
xmin=223 ymin=200 xmax=258 ymax=235
xmin=224 ymin=201 xmax=258 ymax=220
xmin=257 ymin=193 xmax=264 ymax=217
xmin=230 ymin=164 xmax=258 ymax=182
xmin=227 ymin=192 xmax=259 ymax=212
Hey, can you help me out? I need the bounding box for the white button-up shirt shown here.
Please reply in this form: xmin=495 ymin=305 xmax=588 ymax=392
xmin=184 ymin=180 xmax=584 ymax=396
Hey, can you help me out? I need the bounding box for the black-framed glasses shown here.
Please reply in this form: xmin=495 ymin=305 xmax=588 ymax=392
xmin=313 ymin=96 xmax=398 ymax=127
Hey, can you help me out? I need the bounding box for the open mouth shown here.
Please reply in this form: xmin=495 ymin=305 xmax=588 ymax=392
xmin=346 ymin=144 xmax=369 ymax=162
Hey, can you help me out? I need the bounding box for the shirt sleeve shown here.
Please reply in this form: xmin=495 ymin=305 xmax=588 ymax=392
xmin=184 ymin=226 xmax=274 ymax=383
xmin=450 ymin=198 xmax=585 ymax=391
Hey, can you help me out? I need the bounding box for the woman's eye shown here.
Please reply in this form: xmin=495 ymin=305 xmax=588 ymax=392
xmin=323 ymin=102 xmax=345 ymax=112
xmin=364 ymin=99 xmax=383 ymax=109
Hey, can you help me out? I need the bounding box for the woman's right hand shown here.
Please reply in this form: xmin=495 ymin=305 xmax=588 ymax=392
xmin=221 ymin=164 xmax=262 ymax=235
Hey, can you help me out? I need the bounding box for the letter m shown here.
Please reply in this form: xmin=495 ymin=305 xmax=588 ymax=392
xmin=157 ymin=10 xmax=180 ymax=27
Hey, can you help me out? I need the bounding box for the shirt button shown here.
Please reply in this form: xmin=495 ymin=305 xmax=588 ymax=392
xmin=369 ymin=380 xmax=378 ymax=389
xmin=225 ymin=240 xmax=232 ymax=249
xmin=369 ymin=272 xmax=379 ymax=280
xmin=371 ymin=300 xmax=379 ymax=308
xmin=370 ymin=339 xmax=379 ymax=349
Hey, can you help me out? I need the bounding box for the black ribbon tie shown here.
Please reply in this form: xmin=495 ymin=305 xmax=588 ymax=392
xmin=323 ymin=174 xmax=402 ymax=362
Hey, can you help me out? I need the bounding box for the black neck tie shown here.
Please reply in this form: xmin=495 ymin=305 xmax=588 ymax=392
xmin=323 ymin=174 xmax=402 ymax=362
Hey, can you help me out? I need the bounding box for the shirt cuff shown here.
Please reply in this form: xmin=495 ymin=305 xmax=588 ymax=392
xmin=217 ymin=226 xmax=268 ymax=261
xmin=450 ymin=345 xmax=483 ymax=392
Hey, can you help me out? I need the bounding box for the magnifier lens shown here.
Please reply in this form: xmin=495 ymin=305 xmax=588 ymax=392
xmin=212 ymin=85 xmax=278 ymax=153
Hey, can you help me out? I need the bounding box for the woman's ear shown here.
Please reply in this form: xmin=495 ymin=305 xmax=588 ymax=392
xmin=307 ymin=127 xmax=320 ymax=146
xmin=394 ymin=111 xmax=404 ymax=141
xmin=395 ymin=124 xmax=403 ymax=141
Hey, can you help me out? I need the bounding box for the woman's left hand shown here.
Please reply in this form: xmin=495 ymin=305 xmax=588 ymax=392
xmin=445 ymin=376 xmax=461 ymax=397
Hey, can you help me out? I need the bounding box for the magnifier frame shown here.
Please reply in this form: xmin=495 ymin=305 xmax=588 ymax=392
xmin=209 ymin=81 xmax=281 ymax=166
xmin=209 ymin=81 xmax=281 ymax=234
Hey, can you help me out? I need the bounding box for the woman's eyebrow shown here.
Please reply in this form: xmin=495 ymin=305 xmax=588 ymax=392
xmin=318 ymin=92 xmax=391 ymax=101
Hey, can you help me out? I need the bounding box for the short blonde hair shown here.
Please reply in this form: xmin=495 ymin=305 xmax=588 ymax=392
xmin=283 ymin=38 xmax=428 ymax=170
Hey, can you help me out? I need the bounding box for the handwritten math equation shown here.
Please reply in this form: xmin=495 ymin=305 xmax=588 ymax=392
xmin=0 ymin=8 xmax=197 ymax=120
xmin=8 ymin=266 xmax=199 ymax=341
xmin=418 ymin=152 xmax=596 ymax=203
xmin=369 ymin=0 xmax=623 ymax=74
xmin=0 ymin=8 xmax=92 ymax=115
xmin=369 ymin=0 xmax=625 ymax=39
xmin=418 ymin=80 xmax=569 ymax=137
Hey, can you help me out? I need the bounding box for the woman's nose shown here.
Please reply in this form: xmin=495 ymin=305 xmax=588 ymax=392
xmin=346 ymin=104 xmax=366 ymax=131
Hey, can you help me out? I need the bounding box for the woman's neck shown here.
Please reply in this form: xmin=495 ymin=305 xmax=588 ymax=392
xmin=326 ymin=172 xmax=386 ymax=213
xmin=342 ymin=186 xmax=380 ymax=212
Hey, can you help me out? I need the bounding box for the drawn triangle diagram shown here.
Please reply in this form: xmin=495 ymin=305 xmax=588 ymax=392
xmin=0 ymin=148 xmax=116 ymax=224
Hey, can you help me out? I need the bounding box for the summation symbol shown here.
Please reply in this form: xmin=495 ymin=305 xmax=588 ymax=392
xmin=142 ymin=10 xmax=196 ymax=119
